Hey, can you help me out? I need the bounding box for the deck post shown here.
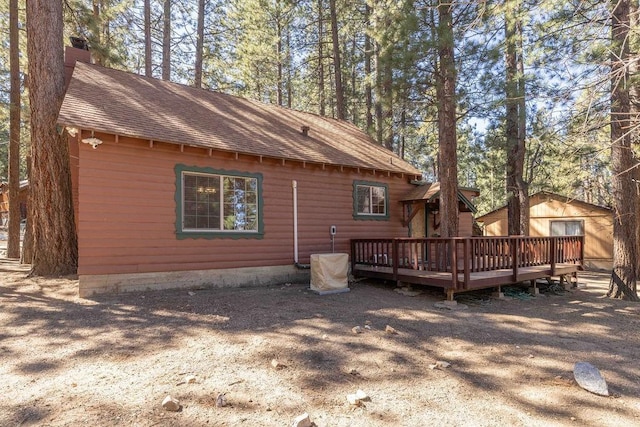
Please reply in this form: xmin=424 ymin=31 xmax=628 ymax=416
xmin=463 ymin=238 xmax=471 ymax=289
xmin=350 ymin=240 xmax=356 ymax=273
xmin=550 ymin=237 xmax=557 ymax=276
xmin=392 ymin=239 xmax=399 ymax=281
xmin=511 ymin=237 xmax=519 ymax=282
xmin=450 ymin=239 xmax=458 ymax=290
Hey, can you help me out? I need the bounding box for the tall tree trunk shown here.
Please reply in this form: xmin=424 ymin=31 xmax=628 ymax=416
xmin=194 ymin=0 xmax=205 ymax=88
xmin=609 ymin=0 xmax=639 ymax=300
xmin=400 ymin=107 xmax=406 ymax=159
xmin=375 ymin=42 xmax=383 ymax=145
xmin=21 ymin=155 xmax=32 ymax=264
xmin=364 ymin=4 xmax=373 ymax=135
xmin=286 ymin=26 xmax=292 ymax=108
xmin=144 ymin=0 xmax=152 ymax=77
xmin=382 ymin=46 xmax=393 ymax=151
xmin=317 ymin=0 xmax=325 ymax=116
xmin=92 ymin=1 xmax=103 ymax=65
xmin=516 ymin=19 xmax=529 ymax=234
xmin=436 ymin=1 xmax=459 ymax=238
xmin=505 ymin=0 xmax=528 ymax=236
xmin=26 ymin=0 xmax=78 ymax=275
xmin=162 ymin=0 xmax=171 ymax=81
xmin=329 ymin=0 xmax=345 ymax=120
xmin=630 ymin=0 xmax=639 ymax=147
xmin=277 ymin=19 xmax=283 ymax=106
xmin=7 ymin=0 xmax=21 ymax=259
xmin=350 ymin=36 xmax=358 ymax=125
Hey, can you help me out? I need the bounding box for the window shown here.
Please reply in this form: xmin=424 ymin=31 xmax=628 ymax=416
xmin=353 ymin=181 xmax=389 ymax=219
xmin=550 ymin=220 xmax=583 ymax=236
xmin=175 ymin=165 xmax=263 ymax=238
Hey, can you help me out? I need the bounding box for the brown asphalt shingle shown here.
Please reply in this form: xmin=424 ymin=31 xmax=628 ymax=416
xmin=58 ymin=62 xmax=421 ymax=176
xmin=400 ymin=182 xmax=440 ymax=202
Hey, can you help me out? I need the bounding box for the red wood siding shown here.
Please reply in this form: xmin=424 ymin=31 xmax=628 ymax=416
xmin=75 ymin=134 xmax=415 ymax=276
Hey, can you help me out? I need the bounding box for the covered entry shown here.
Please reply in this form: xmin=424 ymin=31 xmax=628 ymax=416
xmin=400 ymin=182 xmax=479 ymax=238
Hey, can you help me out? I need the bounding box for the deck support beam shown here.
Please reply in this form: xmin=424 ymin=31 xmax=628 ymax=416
xmin=492 ymin=285 xmax=505 ymax=299
xmin=445 ymin=289 xmax=455 ymax=301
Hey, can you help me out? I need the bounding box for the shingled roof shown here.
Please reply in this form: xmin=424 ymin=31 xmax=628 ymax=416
xmin=58 ymin=62 xmax=421 ymax=177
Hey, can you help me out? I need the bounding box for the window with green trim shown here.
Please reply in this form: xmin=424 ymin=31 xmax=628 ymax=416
xmin=181 ymin=170 xmax=259 ymax=233
xmin=355 ymin=182 xmax=387 ymax=217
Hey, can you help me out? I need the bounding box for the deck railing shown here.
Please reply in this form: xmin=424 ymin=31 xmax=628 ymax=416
xmin=351 ymin=235 xmax=584 ymax=289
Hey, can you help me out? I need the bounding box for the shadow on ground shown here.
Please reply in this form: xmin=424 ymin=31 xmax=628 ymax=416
xmin=1 ymin=264 xmax=639 ymax=426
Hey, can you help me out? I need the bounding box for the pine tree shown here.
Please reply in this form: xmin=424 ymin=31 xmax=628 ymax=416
xmin=608 ymin=0 xmax=639 ymax=300
xmin=504 ymin=0 xmax=529 ymax=235
xmin=436 ymin=0 xmax=459 ymax=237
xmin=26 ymin=0 xmax=78 ymax=275
xmin=6 ymin=0 xmax=21 ymax=259
xmin=194 ymin=0 xmax=205 ymax=88
xmin=162 ymin=0 xmax=171 ymax=80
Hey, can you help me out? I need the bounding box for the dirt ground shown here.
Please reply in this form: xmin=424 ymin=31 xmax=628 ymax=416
xmin=1 ymin=260 xmax=639 ymax=427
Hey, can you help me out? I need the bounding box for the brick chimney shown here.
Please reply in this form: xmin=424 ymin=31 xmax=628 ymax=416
xmin=64 ymin=37 xmax=92 ymax=88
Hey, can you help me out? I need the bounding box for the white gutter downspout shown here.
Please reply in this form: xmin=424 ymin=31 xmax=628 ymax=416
xmin=293 ymin=180 xmax=299 ymax=263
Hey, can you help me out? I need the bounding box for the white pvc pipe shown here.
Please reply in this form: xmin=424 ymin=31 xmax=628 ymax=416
xmin=292 ymin=180 xmax=299 ymax=263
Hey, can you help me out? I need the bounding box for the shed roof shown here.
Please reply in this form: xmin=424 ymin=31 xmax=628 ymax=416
xmin=58 ymin=62 xmax=421 ymax=177
xmin=475 ymin=191 xmax=612 ymax=221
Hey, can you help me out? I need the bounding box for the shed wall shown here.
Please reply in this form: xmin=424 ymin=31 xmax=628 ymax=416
xmin=478 ymin=195 xmax=613 ymax=270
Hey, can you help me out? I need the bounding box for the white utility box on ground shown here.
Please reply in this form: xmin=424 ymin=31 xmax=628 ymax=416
xmin=310 ymin=253 xmax=350 ymax=295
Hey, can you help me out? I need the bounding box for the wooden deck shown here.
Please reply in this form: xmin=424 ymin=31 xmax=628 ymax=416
xmin=351 ymin=236 xmax=584 ymax=299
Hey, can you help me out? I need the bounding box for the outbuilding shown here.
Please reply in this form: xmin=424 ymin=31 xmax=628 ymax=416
xmin=476 ymin=191 xmax=613 ymax=270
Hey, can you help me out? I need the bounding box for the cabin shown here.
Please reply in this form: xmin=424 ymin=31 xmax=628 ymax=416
xmin=58 ymin=47 xmax=584 ymax=300
xmin=476 ymin=191 xmax=612 ymax=270
xmin=58 ymin=48 xmax=423 ymax=296
xmin=0 ymin=180 xmax=28 ymax=227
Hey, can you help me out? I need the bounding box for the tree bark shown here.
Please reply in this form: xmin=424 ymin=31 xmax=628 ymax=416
xmin=277 ymin=18 xmax=283 ymax=106
xmin=383 ymin=47 xmax=393 ymax=151
xmin=505 ymin=0 xmax=528 ymax=236
xmin=26 ymin=0 xmax=78 ymax=275
xmin=92 ymin=1 xmax=103 ymax=65
xmin=329 ymin=0 xmax=345 ymax=120
xmin=162 ymin=0 xmax=171 ymax=81
xmin=194 ymin=0 xmax=205 ymax=88
xmin=630 ymin=0 xmax=639 ymax=148
xmin=317 ymin=0 xmax=325 ymax=116
xmin=516 ymin=18 xmax=529 ymax=235
xmin=144 ymin=0 xmax=152 ymax=77
xmin=608 ymin=0 xmax=639 ymax=300
xmin=375 ymin=41 xmax=383 ymax=145
xmin=364 ymin=4 xmax=373 ymax=135
xmin=350 ymin=36 xmax=357 ymax=125
xmin=7 ymin=0 xmax=21 ymax=259
xmin=436 ymin=1 xmax=459 ymax=238
xmin=286 ymin=25 xmax=292 ymax=108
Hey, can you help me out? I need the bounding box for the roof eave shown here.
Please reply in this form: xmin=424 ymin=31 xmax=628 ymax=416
xmin=60 ymin=125 xmax=422 ymax=178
